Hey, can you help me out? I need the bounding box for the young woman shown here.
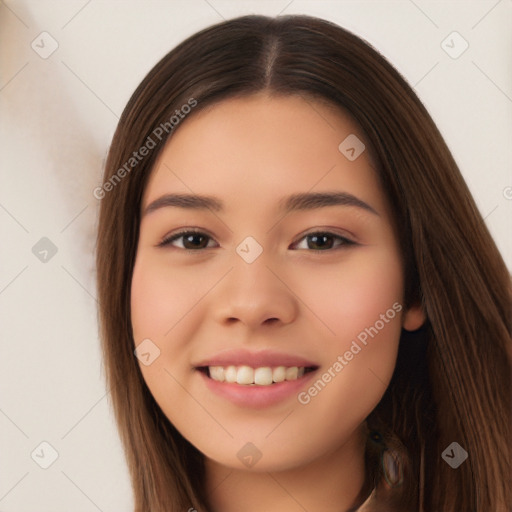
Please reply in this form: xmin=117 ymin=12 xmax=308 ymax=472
xmin=95 ymin=14 xmax=511 ymax=512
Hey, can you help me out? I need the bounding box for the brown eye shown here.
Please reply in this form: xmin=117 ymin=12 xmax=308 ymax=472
xmin=292 ymin=232 xmax=355 ymax=251
xmin=158 ymin=230 xmax=355 ymax=252
xmin=159 ymin=230 xmax=216 ymax=250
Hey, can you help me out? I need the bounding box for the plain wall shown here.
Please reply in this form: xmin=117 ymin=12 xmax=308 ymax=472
xmin=1 ymin=1 xmax=511 ymax=510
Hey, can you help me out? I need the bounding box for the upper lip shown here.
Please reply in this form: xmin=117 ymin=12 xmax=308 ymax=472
xmin=194 ymin=349 xmax=318 ymax=369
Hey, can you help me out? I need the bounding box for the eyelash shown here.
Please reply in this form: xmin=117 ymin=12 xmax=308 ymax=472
xmin=158 ymin=228 xmax=356 ymax=252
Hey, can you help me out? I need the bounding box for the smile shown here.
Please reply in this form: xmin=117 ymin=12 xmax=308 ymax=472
xmin=202 ymin=365 xmax=316 ymax=386
xmin=193 ymin=349 xmax=319 ymax=407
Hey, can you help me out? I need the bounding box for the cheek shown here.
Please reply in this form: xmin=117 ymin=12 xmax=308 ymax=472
xmin=292 ymin=248 xmax=404 ymax=343
xmin=130 ymin=254 xmax=194 ymax=394
xmin=131 ymin=258 xmax=173 ymax=342
xmin=130 ymin=253 xmax=216 ymax=400
xmin=291 ymin=258 xmax=404 ymax=452
xmin=130 ymin=255 xmax=201 ymax=418
xmin=289 ymin=247 xmax=404 ymax=409
xmin=130 ymin=254 xmax=206 ymax=342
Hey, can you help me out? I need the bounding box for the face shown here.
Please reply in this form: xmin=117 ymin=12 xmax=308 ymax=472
xmin=130 ymin=92 xmax=424 ymax=475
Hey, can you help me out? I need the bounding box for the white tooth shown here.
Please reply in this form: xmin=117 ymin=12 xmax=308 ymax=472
xmin=237 ymin=365 xmax=254 ymax=385
xmin=225 ymin=365 xmax=237 ymax=383
xmin=297 ymin=367 xmax=305 ymax=378
xmin=254 ymin=367 xmax=273 ymax=386
xmin=209 ymin=366 xmax=225 ymax=382
xmin=285 ymin=366 xmax=299 ymax=380
xmin=272 ymin=366 xmax=286 ymax=383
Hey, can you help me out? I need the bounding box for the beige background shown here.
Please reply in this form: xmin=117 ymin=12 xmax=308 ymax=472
xmin=1 ymin=0 xmax=511 ymax=510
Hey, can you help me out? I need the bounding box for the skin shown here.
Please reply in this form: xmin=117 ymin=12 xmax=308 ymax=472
xmin=130 ymin=92 xmax=425 ymax=512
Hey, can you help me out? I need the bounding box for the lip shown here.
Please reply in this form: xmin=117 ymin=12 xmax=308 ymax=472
xmin=197 ymin=368 xmax=318 ymax=408
xmin=193 ymin=348 xmax=318 ymax=368
xmin=194 ymin=349 xmax=319 ymax=408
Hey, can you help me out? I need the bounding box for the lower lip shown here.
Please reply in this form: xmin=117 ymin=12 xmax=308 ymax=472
xmin=198 ymin=369 xmax=318 ymax=408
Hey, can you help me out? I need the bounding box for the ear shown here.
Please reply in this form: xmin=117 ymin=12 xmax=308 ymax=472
xmin=402 ymin=302 xmax=426 ymax=332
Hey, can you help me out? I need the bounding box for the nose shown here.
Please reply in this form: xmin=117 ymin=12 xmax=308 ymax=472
xmin=212 ymin=251 xmax=299 ymax=330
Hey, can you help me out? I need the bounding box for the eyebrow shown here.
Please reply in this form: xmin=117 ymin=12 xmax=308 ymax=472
xmin=143 ymin=191 xmax=379 ymax=216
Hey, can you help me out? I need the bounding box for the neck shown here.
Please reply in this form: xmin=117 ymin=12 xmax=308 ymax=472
xmin=204 ymin=427 xmax=369 ymax=512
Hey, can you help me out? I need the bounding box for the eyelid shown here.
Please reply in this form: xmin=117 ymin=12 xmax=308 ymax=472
xmin=295 ymin=226 xmax=356 ymax=240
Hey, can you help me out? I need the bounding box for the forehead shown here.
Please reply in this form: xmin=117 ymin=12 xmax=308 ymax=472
xmin=143 ymin=93 xmax=387 ymax=217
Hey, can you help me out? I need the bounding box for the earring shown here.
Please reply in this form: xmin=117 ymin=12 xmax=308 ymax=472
xmin=368 ymin=430 xmax=404 ymax=488
xmin=381 ymin=448 xmax=404 ymax=488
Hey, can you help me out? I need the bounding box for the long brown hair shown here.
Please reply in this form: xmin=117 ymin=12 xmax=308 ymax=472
xmin=96 ymin=14 xmax=511 ymax=511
